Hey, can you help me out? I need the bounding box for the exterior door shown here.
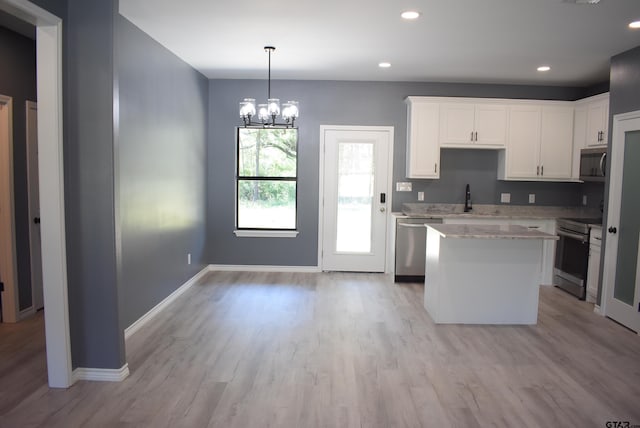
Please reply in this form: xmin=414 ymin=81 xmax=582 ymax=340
xmin=26 ymin=101 xmax=43 ymax=310
xmin=603 ymin=111 xmax=640 ymax=333
xmin=320 ymin=126 xmax=392 ymax=272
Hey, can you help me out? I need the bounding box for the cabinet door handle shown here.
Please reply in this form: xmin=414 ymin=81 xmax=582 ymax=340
xmin=537 ymin=166 xmax=540 ymax=176
xmin=541 ymin=165 xmax=544 ymax=176
xmin=475 ymin=131 xmax=478 ymax=141
xmin=470 ymin=131 xmax=474 ymax=142
xmin=434 ymin=163 xmax=438 ymax=173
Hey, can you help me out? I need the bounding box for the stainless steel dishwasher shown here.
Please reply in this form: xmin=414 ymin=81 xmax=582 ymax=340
xmin=395 ymin=217 xmax=443 ymax=282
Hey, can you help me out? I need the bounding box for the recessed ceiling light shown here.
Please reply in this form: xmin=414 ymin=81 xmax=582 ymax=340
xmin=630 ymin=21 xmax=640 ymax=29
xmin=537 ymin=65 xmax=551 ymax=72
xmin=379 ymin=62 xmax=391 ymax=68
xmin=401 ymin=11 xmax=421 ymax=20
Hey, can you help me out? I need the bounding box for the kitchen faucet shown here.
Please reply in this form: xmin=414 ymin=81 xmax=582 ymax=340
xmin=464 ymin=184 xmax=472 ymax=212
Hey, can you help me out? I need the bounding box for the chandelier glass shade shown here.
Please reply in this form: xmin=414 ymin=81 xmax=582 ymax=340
xmin=239 ymin=46 xmax=299 ymax=128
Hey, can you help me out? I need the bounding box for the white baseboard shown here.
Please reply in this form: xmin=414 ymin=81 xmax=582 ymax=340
xmin=73 ymin=364 xmax=130 ymax=382
xmin=208 ymin=264 xmax=320 ymax=273
xmin=18 ymin=306 xmax=36 ymax=320
xmin=124 ymin=266 xmax=210 ymax=340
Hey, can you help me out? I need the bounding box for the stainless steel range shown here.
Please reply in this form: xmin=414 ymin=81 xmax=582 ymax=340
xmin=554 ymin=217 xmax=602 ymax=299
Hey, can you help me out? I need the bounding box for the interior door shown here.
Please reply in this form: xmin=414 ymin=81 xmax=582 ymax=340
xmin=321 ymin=127 xmax=391 ymax=272
xmin=604 ymin=112 xmax=640 ymax=333
xmin=26 ymin=101 xmax=43 ymax=310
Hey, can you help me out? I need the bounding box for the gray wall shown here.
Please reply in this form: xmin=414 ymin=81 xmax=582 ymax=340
xmin=22 ymin=0 xmax=210 ymax=369
xmin=599 ymin=44 xmax=640 ymax=303
xmin=0 ymin=26 xmax=36 ymax=312
xmin=63 ymin=0 xmax=124 ymax=369
xmin=207 ymin=79 xmax=598 ymax=266
xmin=116 ymin=16 xmax=208 ymax=329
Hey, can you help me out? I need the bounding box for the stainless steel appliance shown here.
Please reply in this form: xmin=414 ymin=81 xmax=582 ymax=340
xmin=580 ymin=147 xmax=607 ymax=182
xmin=395 ymin=217 xmax=443 ymax=282
xmin=554 ymin=217 xmax=602 ymax=299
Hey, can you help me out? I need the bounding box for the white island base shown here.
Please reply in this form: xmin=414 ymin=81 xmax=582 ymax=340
xmin=425 ymin=224 xmax=557 ymax=325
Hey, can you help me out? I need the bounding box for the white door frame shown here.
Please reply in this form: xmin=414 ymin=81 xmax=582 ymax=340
xmin=601 ymin=109 xmax=640 ymax=333
xmin=0 ymin=0 xmax=72 ymax=387
xmin=317 ymin=125 xmax=394 ymax=272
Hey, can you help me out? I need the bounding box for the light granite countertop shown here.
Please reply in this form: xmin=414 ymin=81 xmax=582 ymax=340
xmin=403 ymin=203 xmax=601 ymax=220
xmin=426 ymin=223 xmax=560 ymax=240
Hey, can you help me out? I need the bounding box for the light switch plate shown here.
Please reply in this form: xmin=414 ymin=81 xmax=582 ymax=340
xmin=418 ymin=191 xmax=424 ymax=201
xmin=529 ymin=194 xmax=535 ymax=204
xmin=501 ymin=193 xmax=511 ymax=203
xmin=396 ymin=182 xmax=412 ymax=192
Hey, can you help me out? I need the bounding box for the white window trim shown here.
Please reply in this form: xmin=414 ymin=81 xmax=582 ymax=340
xmin=234 ymin=230 xmax=299 ymax=238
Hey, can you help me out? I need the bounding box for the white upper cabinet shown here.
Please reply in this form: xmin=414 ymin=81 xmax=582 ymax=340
xmin=585 ymin=94 xmax=609 ymax=147
xmin=504 ymin=105 xmax=542 ymax=178
xmin=571 ymin=92 xmax=609 ymax=180
xmin=439 ymin=101 xmax=507 ymax=148
xmin=499 ymin=102 xmax=574 ymax=181
xmin=571 ymin=106 xmax=588 ymax=180
xmin=406 ymin=97 xmax=440 ymax=179
xmin=539 ymin=105 xmax=574 ymax=180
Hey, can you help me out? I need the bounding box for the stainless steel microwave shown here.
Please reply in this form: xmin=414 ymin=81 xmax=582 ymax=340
xmin=580 ymin=147 xmax=607 ymax=182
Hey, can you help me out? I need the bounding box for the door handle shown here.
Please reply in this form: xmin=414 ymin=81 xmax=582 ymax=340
xmin=380 ymin=193 xmax=386 ymax=203
xmin=33 ymin=217 xmax=41 ymax=224
xmin=379 ymin=207 xmax=386 ymax=212
xmin=608 ymin=226 xmax=617 ymax=234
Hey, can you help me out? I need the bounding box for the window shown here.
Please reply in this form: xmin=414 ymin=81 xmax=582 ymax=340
xmin=236 ymin=128 xmax=298 ymax=231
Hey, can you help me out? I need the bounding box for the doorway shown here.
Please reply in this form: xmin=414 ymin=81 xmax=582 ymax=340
xmin=0 ymin=95 xmax=18 ymax=322
xmin=319 ymin=126 xmax=393 ymax=272
xmin=0 ymin=0 xmax=71 ymax=387
xmin=26 ymin=101 xmax=43 ymax=311
xmin=603 ymin=111 xmax=640 ymax=333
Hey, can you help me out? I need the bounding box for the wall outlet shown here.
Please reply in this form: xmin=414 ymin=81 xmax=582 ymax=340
xmin=529 ymin=194 xmax=535 ymax=204
xmin=187 ymin=253 xmax=191 ymax=265
xmin=417 ymin=191 xmax=425 ymax=201
xmin=582 ymin=195 xmax=587 ymax=206
xmin=500 ymin=193 xmax=511 ymax=204
xmin=396 ymin=182 xmax=412 ymax=192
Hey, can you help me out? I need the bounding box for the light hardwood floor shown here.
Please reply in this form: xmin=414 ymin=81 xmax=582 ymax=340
xmin=1 ymin=271 xmax=639 ymax=427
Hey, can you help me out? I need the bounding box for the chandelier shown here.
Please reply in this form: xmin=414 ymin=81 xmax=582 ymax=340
xmin=239 ymin=46 xmax=299 ymax=128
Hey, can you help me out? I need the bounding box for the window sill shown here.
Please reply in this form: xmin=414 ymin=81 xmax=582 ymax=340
xmin=234 ymin=230 xmax=299 ymax=238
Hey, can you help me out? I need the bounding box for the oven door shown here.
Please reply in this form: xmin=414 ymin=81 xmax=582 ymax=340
xmin=554 ymin=228 xmax=589 ymax=299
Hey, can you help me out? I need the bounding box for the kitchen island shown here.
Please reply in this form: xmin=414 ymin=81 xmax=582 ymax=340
xmin=424 ymin=224 xmax=558 ymax=325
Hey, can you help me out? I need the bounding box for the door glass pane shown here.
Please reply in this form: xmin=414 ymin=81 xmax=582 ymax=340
xmin=335 ymin=142 xmax=374 ymax=253
xmin=614 ymin=130 xmax=640 ymax=305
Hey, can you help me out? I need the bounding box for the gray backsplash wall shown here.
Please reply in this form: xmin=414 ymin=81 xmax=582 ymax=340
xmin=0 ymin=26 xmax=36 ymax=312
xmin=395 ymin=149 xmax=586 ymax=207
xmin=116 ymin=16 xmax=209 ymax=330
xmin=208 ymin=79 xmax=599 ymax=266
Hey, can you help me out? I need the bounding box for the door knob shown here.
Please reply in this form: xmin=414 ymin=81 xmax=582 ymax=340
xmin=380 ymin=207 xmax=386 ymax=212
xmin=608 ymin=226 xmax=617 ymax=234
xmin=33 ymin=217 xmax=41 ymax=224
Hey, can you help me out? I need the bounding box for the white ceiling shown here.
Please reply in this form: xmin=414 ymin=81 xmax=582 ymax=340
xmin=119 ymin=0 xmax=640 ymax=86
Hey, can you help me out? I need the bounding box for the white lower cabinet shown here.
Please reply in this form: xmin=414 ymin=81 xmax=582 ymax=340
xmin=586 ymin=226 xmax=602 ymax=303
xmin=442 ymin=217 xmax=555 ymax=285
